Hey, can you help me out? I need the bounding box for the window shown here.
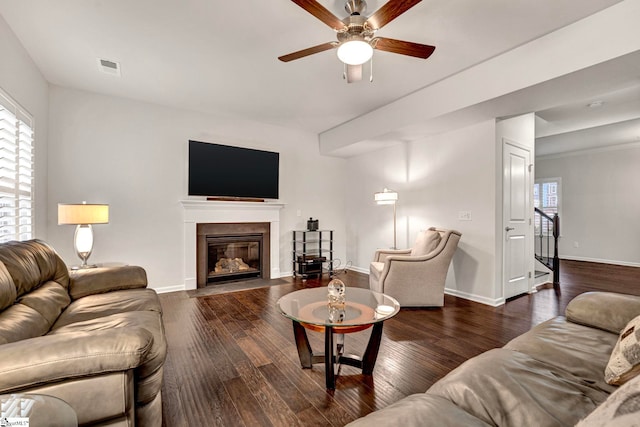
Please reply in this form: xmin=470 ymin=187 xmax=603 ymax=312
xmin=0 ymin=89 xmax=34 ymax=242
xmin=534 ymin=178 xmax=560 ymax=234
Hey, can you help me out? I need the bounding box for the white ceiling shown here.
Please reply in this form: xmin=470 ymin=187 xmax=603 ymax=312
xmin=0 ymin=0 xmax=637 ymax=156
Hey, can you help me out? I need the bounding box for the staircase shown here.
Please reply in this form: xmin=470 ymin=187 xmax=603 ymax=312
xmin=534 ymin=208 xmax=560 ymax=294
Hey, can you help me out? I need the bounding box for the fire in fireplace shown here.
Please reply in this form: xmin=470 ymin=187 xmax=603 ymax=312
xmin=207 ymin=235 xmax=261 ymax=282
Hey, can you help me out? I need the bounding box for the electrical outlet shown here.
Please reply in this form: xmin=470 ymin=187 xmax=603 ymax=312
xmin=573 ymin=241 xmax=579 ymax=248
xmin=458 ymin=211 xmax=472 ymax=221
xmin=296 ymin=209 xmax=301 ymax=217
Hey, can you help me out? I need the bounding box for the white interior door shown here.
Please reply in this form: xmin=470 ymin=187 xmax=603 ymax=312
xmin=503 ymin=141 xmax=531 ymax=299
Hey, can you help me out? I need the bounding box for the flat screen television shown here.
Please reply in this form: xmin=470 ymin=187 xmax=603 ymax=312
xmin=188 ymin=140 xmax=279 ymax=200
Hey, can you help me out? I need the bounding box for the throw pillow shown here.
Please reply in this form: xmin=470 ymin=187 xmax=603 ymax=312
xmin=605 ymin=314 xmax=640 ymax=386
xmin=576 ymin=374 xmax=640 ymax=426
xmin=411 ymin=227 xmax=441 ymax=256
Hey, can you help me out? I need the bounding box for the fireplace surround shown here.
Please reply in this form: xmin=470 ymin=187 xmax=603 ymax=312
xmin=181 ymin=200 xmax=284 ymax=290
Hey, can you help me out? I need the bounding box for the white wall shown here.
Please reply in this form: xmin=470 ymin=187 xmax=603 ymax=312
xmin=536 ymin=144 xmax=640 ymax=266
xmin=47 ymin=86 xmax=347 ymax=291
xmin=346 ymin=120 xmax=504 ymax=304
xmin=0 ymin=15 xmax=49 ymax=239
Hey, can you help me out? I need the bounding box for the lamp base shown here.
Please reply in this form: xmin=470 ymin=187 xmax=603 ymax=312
xmin=74 ymin=224 xmax=96 ymax=269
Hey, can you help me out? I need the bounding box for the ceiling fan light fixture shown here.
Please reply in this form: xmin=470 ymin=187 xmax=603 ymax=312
xmin=337 ymin=40 xmax=373 ymax=65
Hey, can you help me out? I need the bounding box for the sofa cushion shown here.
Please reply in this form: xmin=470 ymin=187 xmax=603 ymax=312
xmin=0 ymin=262 xmax=16 ymax=311
xmin=427 ymin=348 xmax=609 ymax=427
xmin=0 ymin=240 xmax=69 ymax=297
xmin=411 ymin=228 xmax=441 ymax=256
xmin=0 ymin=282 xmax=71 ymax=344
xmin=50 ymin=311 xmax=166 ymax=380
xmin=605 ymin=314 xmax=640 ymax=385
xmin=505 ymin=316 xmax=619 ymax=394
xmin=576 ymin=374 xmax=640 ymax=426
xmin=0 ymin=304 xmax=49 ymax=345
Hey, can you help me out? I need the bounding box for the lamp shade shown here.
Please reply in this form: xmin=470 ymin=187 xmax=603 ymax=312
xmin=58 ymin=203 xmax=109 ymax=225
xmin=374 ymin=188 xmax=398 ymax=205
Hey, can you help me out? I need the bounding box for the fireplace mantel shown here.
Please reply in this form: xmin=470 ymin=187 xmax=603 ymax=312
xmin=181 ymin=199 xmax=284 ymax=290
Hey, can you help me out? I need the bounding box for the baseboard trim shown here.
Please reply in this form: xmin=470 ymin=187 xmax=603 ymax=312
xmin=347 ymin=265 xmax=368 ymax=275
xmin=561 ymin=256 xmax=640 ymax=268
xmin=445 ymin=288 xmax=505 ymax=307
xmin=534 ymin=274 xmax=551 ymax=287
xmin=154 ymin=284 xmax=185 ymax=294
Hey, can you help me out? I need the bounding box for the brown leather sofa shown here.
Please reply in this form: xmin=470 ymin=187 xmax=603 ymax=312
xmin=347 ymin=291 xmax=640 ymax=426
xmin=0 ymin=240 xmax=166 ymax=426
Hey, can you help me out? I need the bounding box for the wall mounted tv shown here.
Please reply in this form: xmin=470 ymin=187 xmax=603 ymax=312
xmin=188 ymin=140 xmax=279 ymax=200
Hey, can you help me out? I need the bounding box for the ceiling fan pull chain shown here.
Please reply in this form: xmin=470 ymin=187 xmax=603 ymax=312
xmin=343 ymin=62 xmax=347 ymax=80
xmin=369 ymin=54 xmax=374 ymax=82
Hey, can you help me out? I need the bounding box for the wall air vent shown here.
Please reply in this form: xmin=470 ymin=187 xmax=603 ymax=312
xmin=98 ymin=58 xmax=121 ymax=77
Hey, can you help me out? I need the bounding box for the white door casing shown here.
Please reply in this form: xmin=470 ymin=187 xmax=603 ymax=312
xmin=503 ymin=140 xmax=532 ymax=299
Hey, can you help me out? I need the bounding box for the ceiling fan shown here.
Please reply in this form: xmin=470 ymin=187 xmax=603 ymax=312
xmin=278 ymin=0 xmax=436 ymax=83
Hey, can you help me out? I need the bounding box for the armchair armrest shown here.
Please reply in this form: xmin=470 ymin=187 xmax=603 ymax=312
xmin=373 ymin=248 xmax=412 ymax=262
xmin=566 ymin=291 xmax=640 ymax=334
xmin=0 ymin=328 xmax=153 ymax=393
xmin=69 ymin=265 xmax=147 ymax=299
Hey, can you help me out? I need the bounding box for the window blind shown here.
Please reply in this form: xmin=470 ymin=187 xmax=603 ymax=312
xmin=0 ymin=89 xmax=34 ymax=243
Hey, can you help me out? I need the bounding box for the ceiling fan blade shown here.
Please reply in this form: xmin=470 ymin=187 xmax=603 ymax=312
xmin=372 ymin=37 xmax=435 ymax=59
xmin=366 ymin=0 xmax=422 ymax=30
xmin=278 ymin=42 xmax=338 ymax=62
xmin=291 ymin=0 xmax=347 ymax=31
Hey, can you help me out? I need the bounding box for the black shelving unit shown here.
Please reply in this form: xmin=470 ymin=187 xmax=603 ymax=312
xmin=292 ymin=230 xmax=334 ymax=279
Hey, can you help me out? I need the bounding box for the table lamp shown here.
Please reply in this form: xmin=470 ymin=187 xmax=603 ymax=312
xmin=374 ymin=188 xmax=398 ymax=249
xmin=58 ymin=202 xmax=109 ymax=268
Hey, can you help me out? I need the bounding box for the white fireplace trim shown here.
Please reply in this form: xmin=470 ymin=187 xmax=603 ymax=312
xmin=180 ymin=200 xmax=285 ymax=290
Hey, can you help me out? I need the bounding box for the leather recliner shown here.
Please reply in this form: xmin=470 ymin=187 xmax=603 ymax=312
xmin=0 ymin=239 xmax=166 ymax=426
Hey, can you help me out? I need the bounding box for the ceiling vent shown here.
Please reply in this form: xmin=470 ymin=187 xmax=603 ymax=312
xmin=98 ymin=58 xmax=121 ymax=77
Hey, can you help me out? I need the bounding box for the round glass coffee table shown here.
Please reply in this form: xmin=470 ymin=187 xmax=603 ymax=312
xmin=277 ymin=287 xmax=400 ymax=389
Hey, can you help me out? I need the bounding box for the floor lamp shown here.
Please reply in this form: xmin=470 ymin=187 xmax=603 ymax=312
xmin=58 ymin=202 xmax=109 ymax=268
xmin=374 ymin=188 xmax=398 ymax=249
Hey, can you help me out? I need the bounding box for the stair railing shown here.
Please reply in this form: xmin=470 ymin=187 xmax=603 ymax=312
xmin=534 ymin=207 xmax=560 ymax=294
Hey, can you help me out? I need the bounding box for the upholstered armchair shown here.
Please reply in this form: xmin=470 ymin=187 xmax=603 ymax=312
xmin=369 ymin=227 xmax=461 ymax=307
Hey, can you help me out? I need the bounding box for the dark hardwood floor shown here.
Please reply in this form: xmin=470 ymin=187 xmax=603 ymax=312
xmin=159 ymin=260 xmax=640 ymax=426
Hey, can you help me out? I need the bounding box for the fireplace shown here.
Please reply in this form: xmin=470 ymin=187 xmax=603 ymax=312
xmin=207 ymin=234 xmax=262 ymax=282
xmin=196 ymin=222 xmax=270 ymax=287
xmin=181 ymin=200 xmax=283 ymax=291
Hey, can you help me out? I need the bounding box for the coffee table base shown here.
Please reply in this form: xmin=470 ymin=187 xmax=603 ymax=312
xmin=292 ymin=320 xmax=384 ymax=389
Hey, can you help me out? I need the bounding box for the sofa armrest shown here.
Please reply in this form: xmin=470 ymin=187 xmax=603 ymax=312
xmin=566 ymin=291 xmax=640 ymax=334
xmin=373 ymin=248 xmax=412 ymax=262
xmin=69 ymin=265 xmax=147 ymax=299
xmin=346 ymin=393 xmax=491 ymax=427
xmin=0 ymin=328 xmax=153 ymax=393
xmin=378 ymin=254 xmax=449 ymax=293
